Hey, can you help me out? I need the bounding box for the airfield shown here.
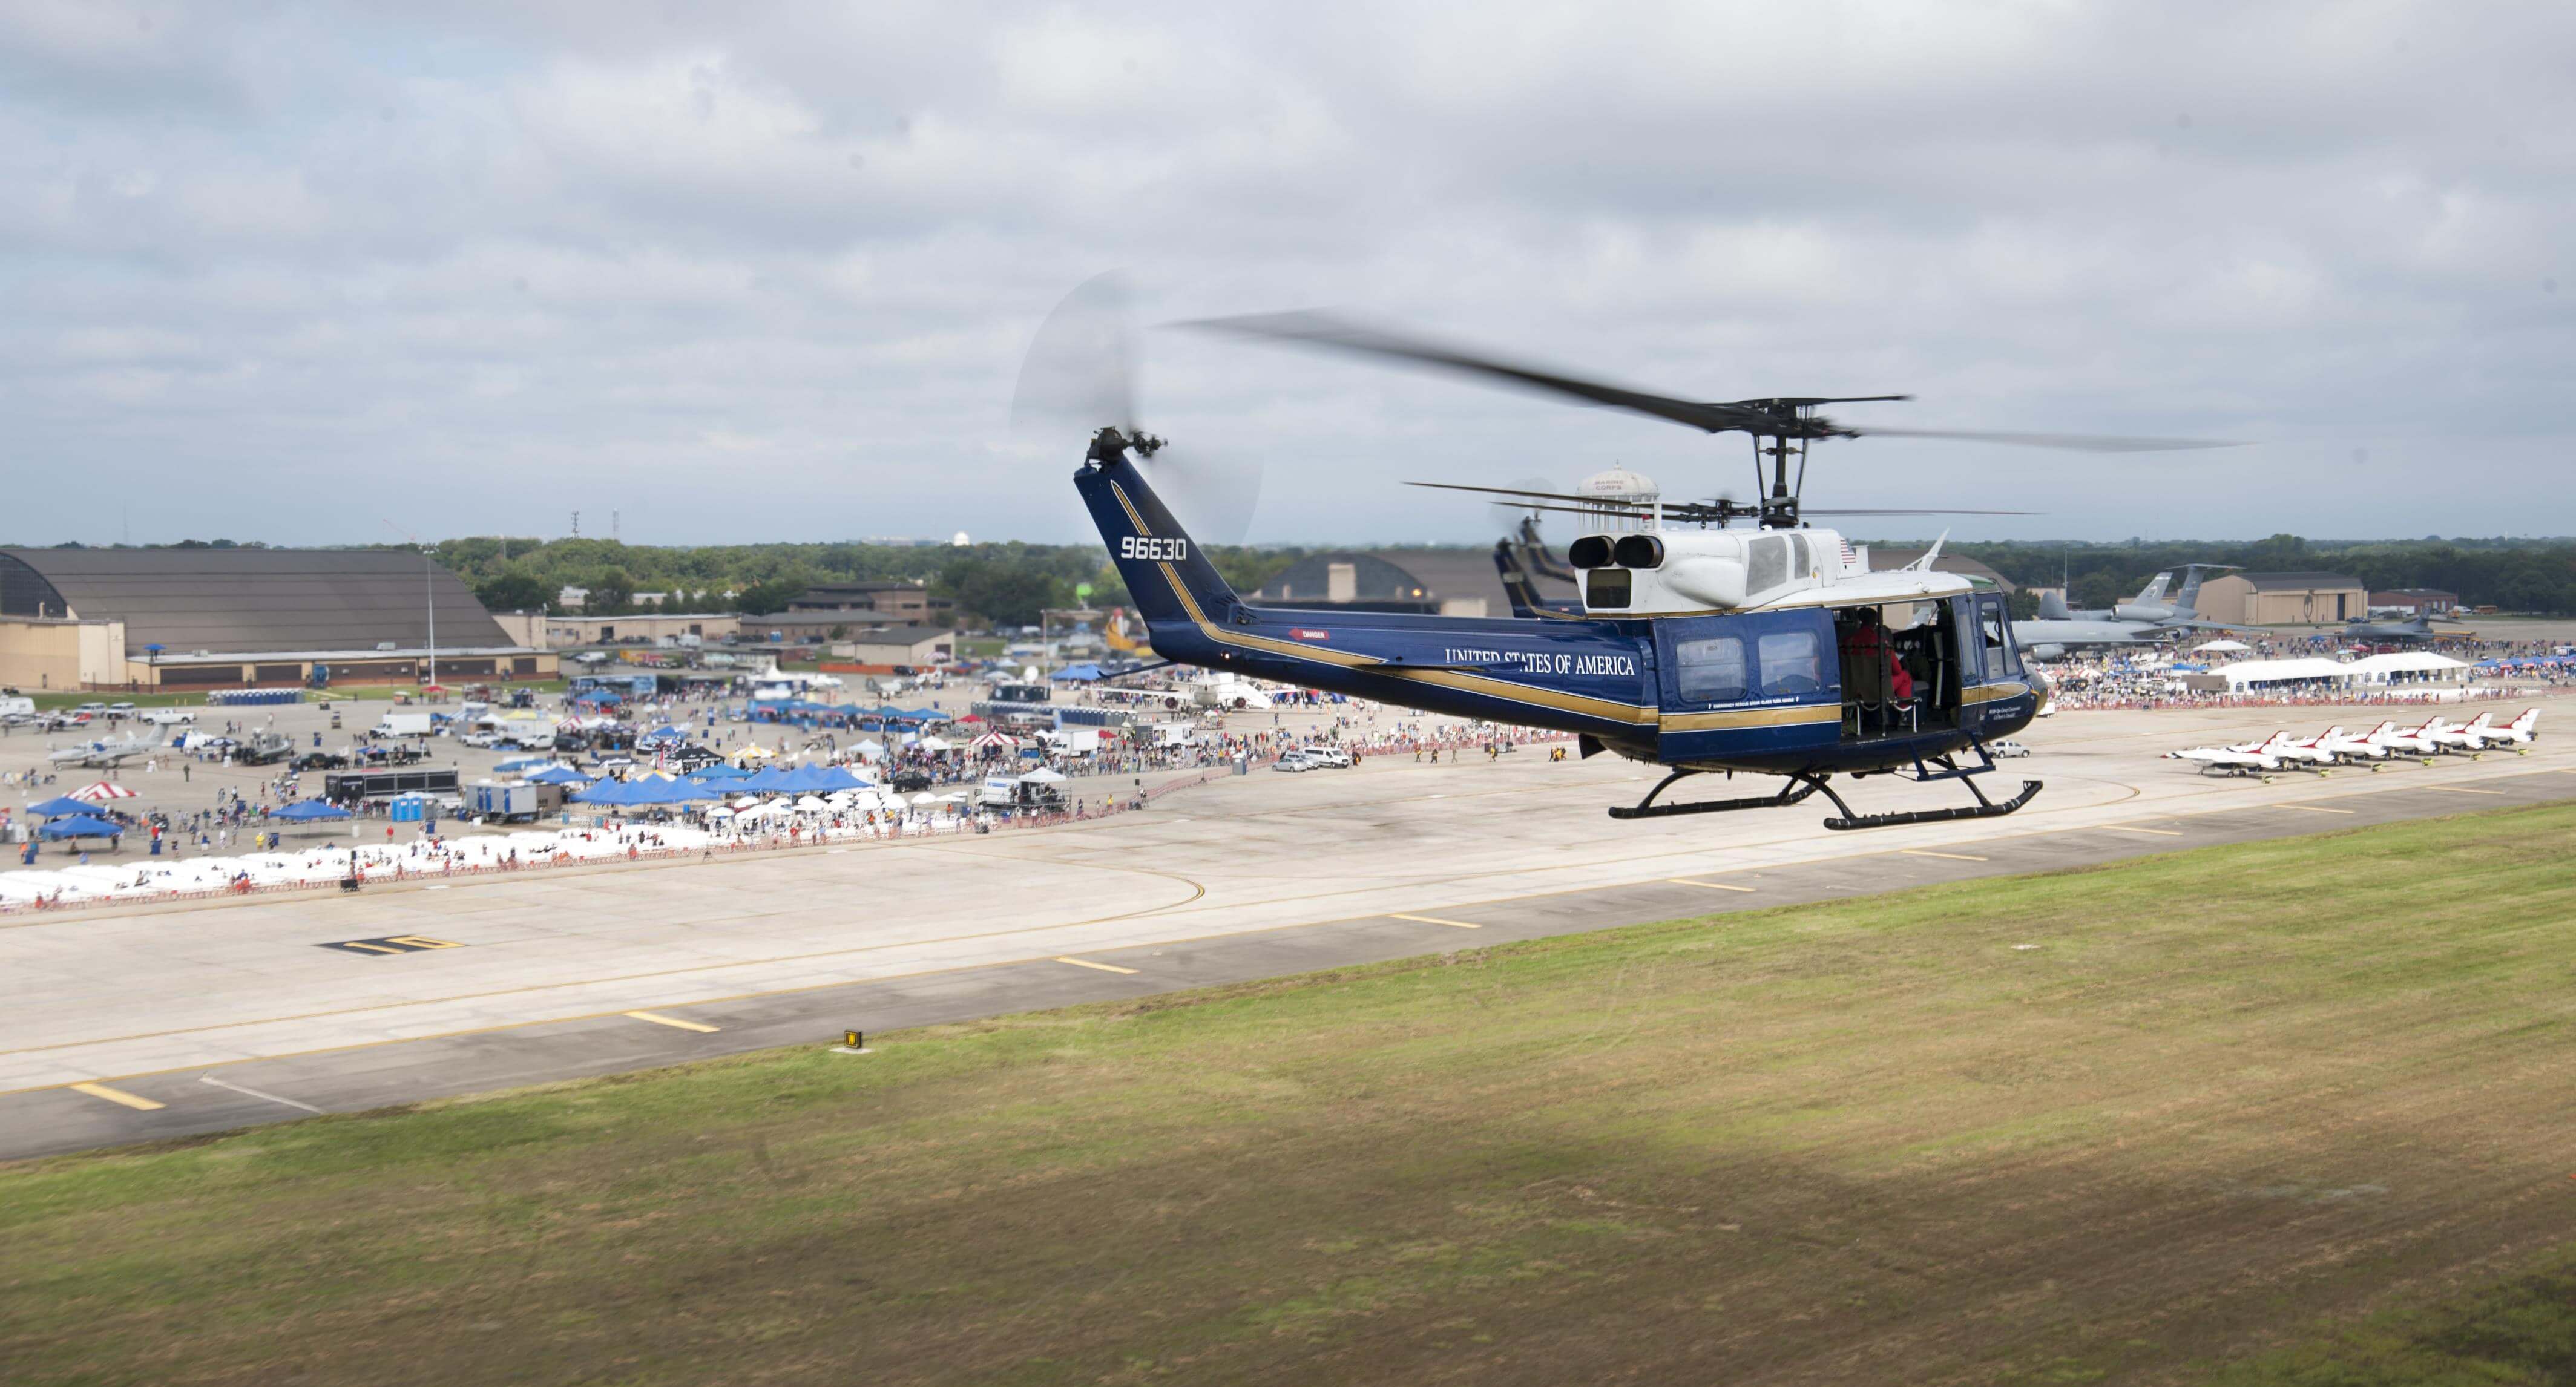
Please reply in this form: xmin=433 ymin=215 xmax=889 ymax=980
xmin=8 ymin=690 xmax=2575 ymax=1160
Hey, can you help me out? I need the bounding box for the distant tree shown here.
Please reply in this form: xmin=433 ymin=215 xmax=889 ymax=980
xmin=590 ymin=568 xmax=636 ymax=614
xmin=733 ymin=579 xmax=806 ymax=615
xmin=475 ymin=569 xmax=550 ymax=612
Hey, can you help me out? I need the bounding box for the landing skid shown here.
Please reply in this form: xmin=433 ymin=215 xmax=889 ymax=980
xmin=1607 ymin=756 xmax=2043 ymax=832
xmin=1608 ymin=770 xmax=1819 ymax=819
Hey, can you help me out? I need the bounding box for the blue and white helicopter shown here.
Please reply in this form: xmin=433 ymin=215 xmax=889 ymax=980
xmin=1028 ymin=287 xmax=2230 ymax=830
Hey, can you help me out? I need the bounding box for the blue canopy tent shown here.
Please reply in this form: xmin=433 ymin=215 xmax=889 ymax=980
xmin=523 ymin=765 xmax=590 ymax=785
xmin=24 ymin=796 xmax=94 ymax=818
xmin=630 ymin=780 xmax=720 ymax=805
xmin=37 ymin=813 xmax=125 ymax=840
xmin=492 ymin=754 xmax=557 ymax=773
xmin=637 ymin=725 xmax=687 ymax=746
xmin=772 ymin=764 xmax=862 ymax=793
xmin=571 ymin=779 xmax=648 ymax=806
xmin=738 ymin=766 xmax=795 ymax=792
xmin=272 ymin=799 xmax=353 ymax=822
xmin=1051 ymin=664 xmax=1105 ymax=682
xmin=686 ymin=762 xmax=751 ymax=781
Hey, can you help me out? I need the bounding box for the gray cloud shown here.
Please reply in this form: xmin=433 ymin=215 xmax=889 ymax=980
xmin=1 ymin=0 xmax=2569 ymax=548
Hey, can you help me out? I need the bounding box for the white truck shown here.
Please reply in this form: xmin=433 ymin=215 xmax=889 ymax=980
xmin=142 ymin=708 xmax=197 ymax=726
xmin=0 ymin=694 xmax=34 ymax=720
xmin=372 ymin=711 xmax=436 ymax=739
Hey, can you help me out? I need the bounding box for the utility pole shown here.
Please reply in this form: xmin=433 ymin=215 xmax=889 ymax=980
xmin=572 ymin=510 xmax=580 ymax=539
xmin=384 ymin=520 xmax=436 ymax=690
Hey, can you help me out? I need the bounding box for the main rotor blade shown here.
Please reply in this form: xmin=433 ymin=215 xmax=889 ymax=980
xmin=1185 ymin=311 xmax=1767 ymax=436
xmin=1013 ymin=272 xmax=1138 ymax=435
xmin=1799 ymin=507 xmax=2042 ymax=516
xmin=1408 ymin=480 xmax=1650 ymax=507
xmin=1146 ymin=444 xmax=1263 ymax=547
xmin=1848 ymin=425 xmax=2242 ymax=452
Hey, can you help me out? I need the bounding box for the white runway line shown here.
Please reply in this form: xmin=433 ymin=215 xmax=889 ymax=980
xmin=199 ymin=1072 xmax=323 ymax=1114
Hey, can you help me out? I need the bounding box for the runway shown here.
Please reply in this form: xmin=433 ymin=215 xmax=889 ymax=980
xmin=7 ymin=696 xmax=2572 ymax=1160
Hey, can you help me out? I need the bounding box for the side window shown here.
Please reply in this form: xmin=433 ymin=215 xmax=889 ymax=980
xmin=1674 ymin=636 xmax=1747 ymax=702
xmin=1979 ymin=597 xmax=2016 ymax=675
xmin=1787 ymin=533 xmax=1810 ymax=578
xmin=1759 ymin=630 xmax=1824 ymax=696
xmin=1746 ymin=536 xmax=1787 ymax=594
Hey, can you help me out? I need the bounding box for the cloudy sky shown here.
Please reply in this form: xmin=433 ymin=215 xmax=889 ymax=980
xmin=4 ymin=1 xmax=2569 ymax=548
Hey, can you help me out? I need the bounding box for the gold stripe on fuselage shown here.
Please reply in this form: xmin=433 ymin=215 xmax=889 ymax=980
xmin=1657 ymin=704 xmax=1842 ymax=733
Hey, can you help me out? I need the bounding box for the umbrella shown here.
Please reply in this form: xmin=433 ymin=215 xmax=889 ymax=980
xmin=37 ymin=814 xmax=125 ymax=839
xmin=71 ymin=781 xmax=139 ymax=801
xmin=24 ymin=796 xmax=95 ymax=818
xmin=273 ymin=799 xmax=353 ymax=822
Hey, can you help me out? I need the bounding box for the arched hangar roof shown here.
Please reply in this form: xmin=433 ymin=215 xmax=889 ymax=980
xmin=0 ymin=548 xmax=510 ymax=655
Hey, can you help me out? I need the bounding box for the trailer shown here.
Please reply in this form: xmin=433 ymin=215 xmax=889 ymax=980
xmin=323 ymin=767 xmax=461 ymax=802
xmin=468 ymin=783 xmax=542 ymax=823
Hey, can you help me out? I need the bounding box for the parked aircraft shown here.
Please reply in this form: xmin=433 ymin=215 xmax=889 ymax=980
xmin=2373 ymin=718 xmax=2446 ymax=758
xmin=46 ymin=731 xmax=157 ymax=768
xmin=2469 ymin=708 xmax=2543 ymax=748
xmin=2342 ymin=614 xmax=2472 ymax=644
xmin=2167 ymin=731 xmax=2293 ymax=776
xmin=2017 ymin=563 xmax=2247 ymax=660
xmin=2316 ymin=723 xmax=2395 ymax=764
xmin=2042 ymin=564 xmax=2238 ymax=623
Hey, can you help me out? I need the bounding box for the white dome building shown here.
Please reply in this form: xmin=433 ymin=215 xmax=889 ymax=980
xmin=1573 ymin=466 xmax=1658 ymax=534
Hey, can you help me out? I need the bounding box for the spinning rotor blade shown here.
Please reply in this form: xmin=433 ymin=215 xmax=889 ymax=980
xmin=1799 ymin=507 xmax=2042 ymax=516
xmin=1186 ymin=312 xmax=1768 ymax=435
xmin=1014 ymin=275 xmax=1264 ymax=543
xmin=1151 ymin=444 xmax=1265 ymax=548
xmin=1012 ymin=272 xmax=1138 ymax=434
xmin=1845 ymin=425 xmax=2239 ymax=452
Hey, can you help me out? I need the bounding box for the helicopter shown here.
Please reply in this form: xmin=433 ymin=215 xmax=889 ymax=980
xmin=1024 ymin=284 xmax=2235 ymax=830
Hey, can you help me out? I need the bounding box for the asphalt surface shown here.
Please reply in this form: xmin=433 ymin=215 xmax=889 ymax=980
xmin=8 ymin=723 xmax=2572 ymax=1162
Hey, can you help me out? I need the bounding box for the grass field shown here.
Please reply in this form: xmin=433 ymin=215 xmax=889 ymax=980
xmin=10 ymin=807 xmax=2576 ymax=1385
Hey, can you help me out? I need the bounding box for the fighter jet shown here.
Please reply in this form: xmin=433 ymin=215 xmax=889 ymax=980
xmin=2316 ymin=723 xmax=2396 ymax=765
xmin=46 ymin=730 xmax=157 ymax=768
xmin=2467 ymin=708 xmax=2542 ymax=748
xmin=2167 ymin=730 xmax=2293 ymax=777
xmin=2342 ymin=613 xmax=2471 ymax=643
xmin=2267 ymin=729 xmax=2344 ymax=772
xmin=2425 ymin=713 xmax=2521 ymax=756
xmin=2371 ymin=718 xmax=2445 ymax=759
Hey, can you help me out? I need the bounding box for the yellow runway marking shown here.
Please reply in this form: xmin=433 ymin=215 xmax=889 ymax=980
xmin=2098 ymin=824 xmax=2186 ymax=836
xmin=1668 ymin=878 xmax=1757 ymax=892
xmin=1392 ymin=913 xmax=1484 ymax=928
xmin=622 ymin=1010 xmax=719 ymax=1033
xmin=335 ymin=942 xmax=402 ymax=954
xmin=2423 ymin=785 xmax=2507 ymax=795
xmin=1901 ymin=850 xmax=1990 ymax=861
xmin=68 ymin=1081 xmax=162 ymax=1110
xmin=2270 ymin=803 xmax=2356 ymax=814
xmin=1054 ymin=956 xmax=1141 ymax=974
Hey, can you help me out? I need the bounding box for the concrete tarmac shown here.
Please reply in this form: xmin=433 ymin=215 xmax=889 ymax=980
xmin=7 ymin=695 xmax=2574 ymax=1161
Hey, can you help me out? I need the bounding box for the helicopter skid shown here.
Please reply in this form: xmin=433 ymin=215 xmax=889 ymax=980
xmin=1607 ymin=770 xmax=1821 ymax=819
xmin=1812 ymin=772 xmax=2045 ymax=832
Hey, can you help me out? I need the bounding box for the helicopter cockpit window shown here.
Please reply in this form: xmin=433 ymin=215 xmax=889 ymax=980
xmin=1746 ymin=536 xmax=1789 ymax=594
xmin=1674 ymin=636 xmax=1747 ymax=702
xmin=1759 ymin=630 xmax=1824 ymax=697
xmin=1786 ymin=533 xmax=1810 ymax=579
xmin=1979 ymin=600 xmax=2020 ymax=676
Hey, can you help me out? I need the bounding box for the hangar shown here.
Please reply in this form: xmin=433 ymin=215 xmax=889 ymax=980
xmin=2195 ymin=571 xmax=2370 ymax=625
xmin=0 ymin=548 xmax=554 ymax=692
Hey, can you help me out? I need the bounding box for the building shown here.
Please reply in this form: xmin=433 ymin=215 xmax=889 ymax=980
xmin=515 ymin=612 xmax=742 ymax=648
xmin=786 ymin=580 xmax=953 ymax=621
xmin=829 ymin=625 xmax=958 ymax=667
xmin=2371 ymin=588 xmax=2460 ymax=616
xmin=1865 ymin=548 xmax=2017 ymax=594
xmin=2195 ymin=572 xmax=2369 ymax=625
xmin=1252 ymin=546 xmax=1582 ymax=620
xmin=0 ymin=548 xmax=553 ymax=691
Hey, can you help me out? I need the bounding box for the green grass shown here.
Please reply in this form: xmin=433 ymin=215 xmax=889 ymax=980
xmin=10 ymin=806 xmax=2576 ymax=1385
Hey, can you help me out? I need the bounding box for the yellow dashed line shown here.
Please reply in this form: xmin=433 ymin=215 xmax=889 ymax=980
xmin=1668 ymin=878 xmax=1757 ymax=893
xmin=1901 ymin=850 xmax=1990 ymax=861
xmin=1391 ymin=913 xmax=1484 ymax=929
xmin=2098 ymin=824 xmax=2186 ymax=836
xmin=68 ymin=1081 xmax=163 ymax=1110
xmin=622 ymin=1010 xmax=719 ymax=1033
xmin=2270 ymin=804 xmax=2356 ymax=814
xmin=1054 ymin=956 xmax=1142 ymax=974
xmin=2422 ymin=785 xmax=2507 ymax=796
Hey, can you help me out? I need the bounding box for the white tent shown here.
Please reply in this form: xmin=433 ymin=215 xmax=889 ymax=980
xmin=916 ymin=735 xmax=953 ymax=752
xmin=2215 ymin=657 xmax=2351 ymax=690
xmin=1020 ymin=766 xmax=1068 ymax=784
xmin=2192 ymin=639 xmax=2252 ymax=654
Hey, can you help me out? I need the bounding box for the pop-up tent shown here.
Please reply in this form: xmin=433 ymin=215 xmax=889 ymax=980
xmin=37 ymin=813 xmax=125 ymax=839
xmin=272 ymin=799 xmax=353 ymax=822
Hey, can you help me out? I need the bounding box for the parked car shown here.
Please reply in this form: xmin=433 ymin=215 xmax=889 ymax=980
xmin=292 ymin=750 xmax=349 ymax=771
xmin=1296 ymin=745 xmax=1353 ymax=769
xmin=889 ymin=770 xmax=933 ymax=793
xmin=1272 ymin=750 xmax=1315 ymax=772
xmin=1989 ymin=739 xmax=2032 ymax=759
xmin=459 ymin=730 xmax=501 ymax=749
